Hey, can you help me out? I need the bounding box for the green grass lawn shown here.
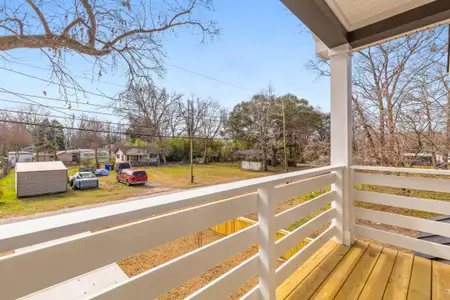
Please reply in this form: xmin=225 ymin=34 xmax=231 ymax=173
xmin=144 ymin=163 xmax=273 ymax=189
xmin=0 ymin=164 xmax=274 ymax=218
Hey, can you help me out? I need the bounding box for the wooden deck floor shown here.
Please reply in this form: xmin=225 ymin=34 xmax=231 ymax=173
xmin=277 ymin=240 xmax=450 ymax=300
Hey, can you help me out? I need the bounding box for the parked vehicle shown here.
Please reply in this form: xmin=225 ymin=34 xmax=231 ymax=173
xmin=116 ymin=169 xmax=148 ymax=186
xmin=116 ymin=162 xmax=131 ymax=172
xmin=69 ymin=172 xmax=99 ymax=190
xmin=95 ymin=169 xmax=110 ymax=176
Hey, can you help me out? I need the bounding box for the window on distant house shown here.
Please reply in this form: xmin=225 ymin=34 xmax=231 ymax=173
xmin=116 ymin=154 xmax=120 ymax=159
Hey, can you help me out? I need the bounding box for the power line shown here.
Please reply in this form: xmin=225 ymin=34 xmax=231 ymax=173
xmin=0 ymin=97 xmax=225 ymax=123
xmin=0 ymin=87 xmax=73 ymax=117
xmin=0 ymin=98 xmax=120 ymax=117
xmin=0 ymin=89 xmax=133 ymax=112
xmin=0 ymin=66 xmax=118 ymax=101
xmin=1 ymin=108 xmax=124 ymax=128
xmin=4 ymin=60 xmax=129 ymax=88
xmin=0 ymin=119 xmax=231 ymax=140
xmin=0 ymin=94 xmax=225 ymax=122
xmin=0 ymin=108 xmax=187 ymax=133
xmin=166 ymin=62 xmax=249 ymax=91
xmin=6 ymin=59 xmax=249 ymax=92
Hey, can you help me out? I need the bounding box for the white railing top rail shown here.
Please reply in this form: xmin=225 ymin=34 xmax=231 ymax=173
xmin=0 ymin=165 xmax=342 ymax=252
xmin=352 ymin=165 xmax=450 ymax=175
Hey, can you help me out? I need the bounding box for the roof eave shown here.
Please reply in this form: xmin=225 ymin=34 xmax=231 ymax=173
xmin=281 ymin=0 xmax=450 ymax=53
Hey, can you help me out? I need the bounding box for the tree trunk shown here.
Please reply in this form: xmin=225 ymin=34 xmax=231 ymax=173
xmin=444 ymin=80 xmax=450 ymax=169
xmin=378 ymin=103 xmax=386 ymax=164
xmin=95 ymin=148 xmax=100 ymax=168
xmin=203 ymin=138 xmax=208 ymax=164
xmin=157 ymin=137 xmax=168 ymax=164
xmin=353 ymin=97 xmax=376 ymax=159
xmin=271 ymin=147 xmax=277 ymax=167
xmin=262 ymin=150 xmax=268 ymax=171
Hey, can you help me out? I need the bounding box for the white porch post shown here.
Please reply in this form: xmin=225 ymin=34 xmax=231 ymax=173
xmin=330 ymin=45 xmax=354 ymax=246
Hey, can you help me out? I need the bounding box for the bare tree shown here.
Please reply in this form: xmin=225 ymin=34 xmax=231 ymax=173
xmin=177 ymin=95 xmax=211 ymax=138
xmin=0 ymin=0 xmax=220 ymax=98
xmin=308 ymin=27 xmax=448 ymax=166
xmin=71 ymin=115 xmax=105 ymax=166
xmin=228 ymin=85 xmax=276 ymax=171
xmin=118 ymin=83 xmax=183 ymax=163
xmin=199 ymin=99 xmax=226 ymax=164
xmin=0 ymin=111 xmax=33 ymax=155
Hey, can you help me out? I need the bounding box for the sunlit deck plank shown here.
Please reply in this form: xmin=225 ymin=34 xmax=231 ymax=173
xmin=382 ymin=251 xmax=414 ymax=300
xmin=432 ymin=261 xmax=450 ymax=300
xmin=407 ymin=256 xmax=431 ymax=300
xmin=285 ymin=244 xmax=349 ymax=300
xmin=276 ymin=241 xmax=339 ymax=299
xmin=334 ymin=243 xmax=383 ymax=300
xmin=278 ymin=240 xmax=445 ymax=300
xmin=358 ymin=247 xmax=397 ymax=300
xmin=310 ymin=240 xmax=369 ymax=300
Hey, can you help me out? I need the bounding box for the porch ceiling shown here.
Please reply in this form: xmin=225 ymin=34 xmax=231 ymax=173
xmin=281 ymin=0 xmax=450 ymax=49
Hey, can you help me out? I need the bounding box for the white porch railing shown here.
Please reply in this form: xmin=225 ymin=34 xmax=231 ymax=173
xmin=353 ymin=165 xmax=450 ymax=262
xmin=0 ymin=165 xmax=343 ymax=300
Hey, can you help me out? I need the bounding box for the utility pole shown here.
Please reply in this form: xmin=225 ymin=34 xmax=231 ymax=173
xmin=189 ymin=99 xmax=195 ymax=183
xmin=282 ymin=97 xmax=288 ymax=172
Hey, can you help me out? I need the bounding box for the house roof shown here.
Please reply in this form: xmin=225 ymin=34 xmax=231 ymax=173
xmin=281 ymin=0 xmax=450 ymax=50
xmin=116 ymin=146 xmax=158 ymax=155
xmin=416 ymin=215 xmax=450 ymax=264
xmin=234 ymin=150 xmax=263 ymax=157
xmin=8 ymin=152 xmax=32 ymax=155
xmin=16 ymin=161 xmax=67 ymax=172
xmin=56 ymin=151 xmax=71 ymax=155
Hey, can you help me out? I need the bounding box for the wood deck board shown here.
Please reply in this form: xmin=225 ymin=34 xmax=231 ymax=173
xmin=407 ymin=256 xmax=431 ymax=300
xmin=285 ymin=244 xmax=349 ymax=300
xmin=276 ymin=241 xmax=339 ymax=299
xmin=432 ymin=261 xmax=450 ymax=300
xmin=278 ymin=240 xmax=445 ymax=300
xmin=358 ymin=247 xmax=397 ymax=300
xmin=334 ymin=243 xmax=383 ymax=300
xmin=383 ymin=251 xmax=414 ymax=300
xmin=310 ymin=240 xmax=369 ymax=300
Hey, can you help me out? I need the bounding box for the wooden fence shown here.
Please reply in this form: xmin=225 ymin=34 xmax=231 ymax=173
xmin=211 ymin=217 xmax=312 ymax=260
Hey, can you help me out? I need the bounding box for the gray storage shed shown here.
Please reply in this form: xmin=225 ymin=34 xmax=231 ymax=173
xmin=15 ymin=161 xmax=68 ymax=198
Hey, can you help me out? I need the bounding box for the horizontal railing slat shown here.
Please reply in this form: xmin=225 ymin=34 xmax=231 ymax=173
xmin=276 ymin=209 xmax=336 ymax=257
xmin=90 ymin=225 xmax=258 ymax=300
xmin=355 ymin=225 xmax=450 ymax=261
xmin=275 ymin=191 xmax=335 ymax=230
xmin=185 ymin=255 xmax=258 ymax=299
xmin=241 ymin=285 xmax=260 ymax=300
xmin=354 ymin=172 xmax=450 ymax=193
xmin=275 ymin=226 xmax=336 ymax=286
xmin=0 ymin=165 xmax=342 ymax=252
xmin=275 ymin=173 xmax=335 ymax=204
xmin=354 ymin=190 xmax=450 ymax=215
xmin=0 ymin=193 xmax=257 ymax=300
xmin=355 ymin=208 xmax=450 ymax=239
xmin=352 ymin=165 xmax=450 ymax=176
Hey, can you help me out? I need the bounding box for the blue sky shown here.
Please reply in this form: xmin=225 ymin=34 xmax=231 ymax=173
xmin=0 ymin=0 xmax=330 ymax=121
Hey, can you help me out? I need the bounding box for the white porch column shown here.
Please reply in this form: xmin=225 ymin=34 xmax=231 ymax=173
xmin=330 ymin=45 xmax=354 ymax=246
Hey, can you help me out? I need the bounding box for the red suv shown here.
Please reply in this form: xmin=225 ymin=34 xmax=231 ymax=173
xmin=117 ymin=169 xmax=148 ymax=186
